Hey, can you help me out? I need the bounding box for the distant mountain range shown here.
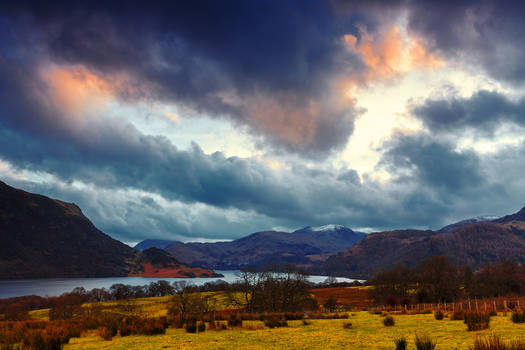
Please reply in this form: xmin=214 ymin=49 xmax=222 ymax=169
xmin=134 ymin=225 xmax=366 ymax=270
xmin=318 ymin=207 xmax=525 ymax=279
xmin=3 ymin=179 xmax=525 ymax=281
xmin=0 ymin=181 xmax=221 ymax=279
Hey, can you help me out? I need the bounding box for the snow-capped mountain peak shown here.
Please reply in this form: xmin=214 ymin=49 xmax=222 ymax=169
xmin=310 ymin=224 xmax=346 ymax=232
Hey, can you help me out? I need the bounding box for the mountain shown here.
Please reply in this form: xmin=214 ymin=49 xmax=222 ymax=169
xmin=134 ymin=239 xmax=176 ymax=251
xmin=137 ymin=225 xmax=366 ymax=270
xmin=493 ymin=207 xmax=525 ymax=224
xmin=436 ymin=216 xmax=498 ymax=233
xmin=0 ymin=181 xmax=220 ymax=279
xmin=319 ymin=207 xmax=525 ymax=279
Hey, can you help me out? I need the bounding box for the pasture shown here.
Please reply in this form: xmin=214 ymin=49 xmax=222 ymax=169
xmin=63 ymin=311 xmax=525 ymax=350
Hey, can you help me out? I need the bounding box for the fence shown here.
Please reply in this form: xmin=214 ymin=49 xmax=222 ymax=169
xmin=372 ymin=296 xmax=525 ymax=313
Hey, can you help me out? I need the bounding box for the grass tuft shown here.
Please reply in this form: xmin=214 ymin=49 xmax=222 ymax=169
xmin=414 ymin=333 xmax=437 ymax=350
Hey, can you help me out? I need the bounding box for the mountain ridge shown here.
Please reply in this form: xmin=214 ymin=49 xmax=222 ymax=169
xmin=135 ymin=226 xmax=366 ymax=270
xmin=0 ymin=180 xmax=221 ymax=279
xmin=319 ymin=206 xmax=525 ymax=279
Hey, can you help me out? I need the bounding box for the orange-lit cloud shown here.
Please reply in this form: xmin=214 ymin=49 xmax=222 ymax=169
xmin=236 ymin=90 xmax=356 ymax=151
xmin=40 ymin=65 xmax=132 ymax=118
xmin=343 ymin=25 xmax=443 ymax=91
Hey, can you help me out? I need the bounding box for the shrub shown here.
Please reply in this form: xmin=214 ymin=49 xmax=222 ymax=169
xmin=263 ymin=315 xmax=288 ymax=328
xmin=451 ymin=310 xmax=464 ymax=320
xmin=489 ymin=311 xmax=497 ymax=317
xmin=511 ymin=311 xmax=525 ymax=323
xmin=394 ymin=336 xmax=407 ymax=350
xmin=307 ymin=313 xmax=349 ymax=319
xmin=3 ymin=303 xmax=29 ymax=321
xmin=343 ymin=322 xmax=352 ymax=329
xmin=414 ymin=333 xmax=437 ymax=350
xmin=324 ymin=296 xmax=338 ymax=312
xmin=464 ymin=312 xmax=491 ymax=331
xmin=141 ymin=318 xmax=167 ymax=335
xmin=97 ymin=327 xmax=114 ymax=341
xmin=185 ymin=319 xmax=197 ymax=333
xmin=227 ymin=314 xmax=242 ymax=327
xmin=472 ymin=334 xmax=525 ymax=350
xmin=284 ymin=312 xmax=304 ymax=320
xmin=383 ymin=316 xmax=395 ymax=326
xmin=302 ymin=319 xmax=312 ymax=326
xmin=197 ymin=322 xmax=206 ymax=332
xmin=434 ymin=311 xmax=444 ymax=320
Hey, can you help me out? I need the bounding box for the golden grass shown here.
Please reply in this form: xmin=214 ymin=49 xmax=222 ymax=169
xmin=64 ymin=312 xmax=525 ymax=350
xmin=26 ymin=291 xmax=239 ymax=321
xmin=28 ymin=308 xmax=50 ymax=320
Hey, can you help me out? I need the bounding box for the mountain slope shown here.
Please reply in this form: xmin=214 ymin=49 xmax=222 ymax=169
xmin=142 ymin=225 xmax=366 ymax=270
xmin=436 ymin=216 xmax=498 ymax=233
xmin=320 ymin=207 xmax=525 ymax=279
xmin=134 ymin=239 xmax=176 ymax=251
xmin=0 ymin=181 xmax=220 ymax=279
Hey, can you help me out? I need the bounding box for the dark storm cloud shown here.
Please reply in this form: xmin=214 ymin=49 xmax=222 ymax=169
xmin=0 ymin=0 xmax=375 ymax=155
xmin=380 ymin=133 xmax=484 ymax=192
xmin=406 ymin=0 xmax=525 ymax=84
xmin=2 ymin=1 xmax=525 ymax=242
xmin=376 ymin=132 xmax=518 ymax=229
xmin=412 ymin=90 xmax=525 ymax=135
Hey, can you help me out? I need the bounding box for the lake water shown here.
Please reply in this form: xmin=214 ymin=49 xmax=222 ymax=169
xmin=0 ymin=271 xmax=358 ymax=299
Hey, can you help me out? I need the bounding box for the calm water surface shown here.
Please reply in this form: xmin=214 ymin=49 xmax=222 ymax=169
xmin=0 ymin=271 xmax=358 ymax=298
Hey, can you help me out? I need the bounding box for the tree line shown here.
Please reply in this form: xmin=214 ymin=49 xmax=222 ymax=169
xmin=372 ymin=256 xmax=525 ymax=305
xmin=1 ymin=265 xmax=329 ymax=321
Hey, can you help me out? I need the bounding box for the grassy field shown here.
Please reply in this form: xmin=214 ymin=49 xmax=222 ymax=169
xmin=64 ymin=311 xmax=525 ymax=350
xmin=26 ymin=291 xmax=238 ymax=321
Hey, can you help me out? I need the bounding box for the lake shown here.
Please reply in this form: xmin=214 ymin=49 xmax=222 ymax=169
xmin=0 ymin=271 xmax=359 ymax=298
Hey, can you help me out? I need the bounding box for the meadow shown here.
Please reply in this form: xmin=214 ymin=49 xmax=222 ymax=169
xmin=4 ymin=282 xmax=525 ymax=349
xmin=62 ymin=311 xmax=525 ymax=350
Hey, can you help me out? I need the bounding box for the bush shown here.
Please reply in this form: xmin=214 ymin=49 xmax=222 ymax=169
xmin=472 ymin=335 xmax=525 ymax=350
xmin=302 ymin=319 xmax=312 ymax=326
xmin=383 ymin=316 xmax=395 ymax=326
xmin=227 ymin=314 xmax=242 ymax=327
xmin=511 ymin=311 xmax=525 ymax=323
xmin=197 ymin=322 xmax=206 ymax=332
xmin=284 ymin=312 xmax=304 ymax=320
xmin=185 ymin=319 xmax=197 ymax=333
xmin=342 ymin=322 xmax=352 ymax=329
xmin=414 ymin=333 xmax=437 ymax=350
xmin=97 ymin=327 xmax=115 ymax=341
xmin=263 ymin=315 xmax=288 ymax=328
xmin=141 ymin=318 xmax=167 ymax=335
xmin=394 ymin=336 xmax=407 ymax=350
xmin=451 ymin=310 xmax=464 ymax=320
xmin=324 ymin=296 xmax=338 ymax=312
xmin=434 ymin=311 xmax=444 ymax=320
xmin=464 ymin=312 xmax=491 ymax=331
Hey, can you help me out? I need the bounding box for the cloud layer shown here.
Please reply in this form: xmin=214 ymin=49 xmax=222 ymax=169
xmin=1 ymin=1 xmax=525 ymax=242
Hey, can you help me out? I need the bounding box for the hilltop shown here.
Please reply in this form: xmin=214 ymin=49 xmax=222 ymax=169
xmin=0 ymin=181 xmax=220 ymax=279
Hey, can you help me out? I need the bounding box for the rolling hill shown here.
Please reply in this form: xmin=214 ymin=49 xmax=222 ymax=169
xmin=319 ymin=207 xmax=525 ymax=279
xmin=0 ymin=181 xmax=221 ymax=279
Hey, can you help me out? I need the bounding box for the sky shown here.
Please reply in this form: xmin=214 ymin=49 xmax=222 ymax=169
xmin=1 ymin=0 xmax=525 ymax=245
